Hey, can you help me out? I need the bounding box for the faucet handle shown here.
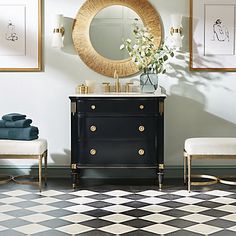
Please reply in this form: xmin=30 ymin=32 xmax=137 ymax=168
xmin=102 ymin=82 xmax=110 ymax=93
xmin=125 ymin=82 xmax=134 ymax=93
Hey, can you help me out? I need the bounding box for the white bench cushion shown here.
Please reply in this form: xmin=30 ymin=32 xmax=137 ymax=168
xmin=185 ymin=138 xmax=236 ymax=155
xmin=0 ymin=139 xmax=47 ymax=155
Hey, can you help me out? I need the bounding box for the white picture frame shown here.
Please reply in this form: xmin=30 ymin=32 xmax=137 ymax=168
xmin=190 ymin=0 xmax=236 ymax=71
xmin=0 ymin=0 xmax=42 ymax=71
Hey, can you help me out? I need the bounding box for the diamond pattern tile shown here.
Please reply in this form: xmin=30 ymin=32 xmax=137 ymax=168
xmin=1 ymin=183 xmax=236 ymax=235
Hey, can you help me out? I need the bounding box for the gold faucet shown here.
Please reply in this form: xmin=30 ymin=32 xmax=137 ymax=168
xmin=114 ymin=70 xmax=121 ymax=92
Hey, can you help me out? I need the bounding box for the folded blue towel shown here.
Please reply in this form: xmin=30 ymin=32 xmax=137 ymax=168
xmin=0 ymin=119 xmax=32 ymax=128
xmin=0 ymin=126 xmax=39 ymax=140
xmin=2 ymin=113 xmax=26 ymax=121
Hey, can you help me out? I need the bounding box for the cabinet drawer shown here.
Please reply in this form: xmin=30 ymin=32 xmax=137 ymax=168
xmin=78 ymin=117 xmax=157 ymax=140
xmin=77 ymin=140 xmax=157 ymax=166
xmin=76 ymin=99 xmax=159 ymax=114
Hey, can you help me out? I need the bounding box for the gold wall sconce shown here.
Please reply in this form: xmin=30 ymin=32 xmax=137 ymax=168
xmin=52 ymin=14 xmax=65 ymax=48
xmin=169 ymin=14 xmax=184 ymax=50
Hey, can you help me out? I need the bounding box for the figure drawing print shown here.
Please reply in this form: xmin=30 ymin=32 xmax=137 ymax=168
xmin=212 ymin=19 xmax=229 ymax=42
xmin=5 ymin=20 xmax=19 ymax=42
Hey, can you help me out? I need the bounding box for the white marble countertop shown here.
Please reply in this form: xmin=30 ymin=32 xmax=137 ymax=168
xmin=69 ymin=92 xmax=166 ymax=98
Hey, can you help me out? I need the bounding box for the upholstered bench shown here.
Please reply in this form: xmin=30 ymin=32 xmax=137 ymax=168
xmin=184 ymin=138 xmax=236 ymax=192
xmin=0 ymin=139 xmax=47 ymax=192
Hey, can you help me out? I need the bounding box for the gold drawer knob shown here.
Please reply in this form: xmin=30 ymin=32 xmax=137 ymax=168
xmin=90 ymin=125 xmax=97 ymax=132
xmin=90 ymin=149 xmax=97 ymax=156
xmin=139 ymin=105 xmax=145 ymax=110
xmin=139 ymin=126 xmax=145 ymax=132
xmin=138 ymin=149 xmax=145 ymax=156
xmin=91 ymin=105 xmax=96 ymax=110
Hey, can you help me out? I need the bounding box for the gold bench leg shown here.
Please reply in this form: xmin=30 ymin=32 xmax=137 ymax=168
xmin=184 ymin=152 xmax=187 ymax=184
xmin=187 ymin=155 xmax=191 ymax=192
xmin=39 ymin=155 xmax=42 ymax=192
xmin=44 ymin=150 xmax=48 ymax=186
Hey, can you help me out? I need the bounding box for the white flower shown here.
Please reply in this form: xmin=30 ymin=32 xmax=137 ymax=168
xmin=120 ymin=44 xmax=125 ymax=50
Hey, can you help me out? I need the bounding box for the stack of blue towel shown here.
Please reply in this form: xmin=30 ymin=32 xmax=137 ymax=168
xmin=0 ymin=113 xmax=39 ymax=140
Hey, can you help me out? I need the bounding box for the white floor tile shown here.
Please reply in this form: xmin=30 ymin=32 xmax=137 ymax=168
xmin=67 ymin=197 xmax=96 ymax=205
xmin=101 ymin=214 xmax=135 ymax=223
xmin=177 ymin=205 xmax=208 ymax=213
xmin=104 ymin=190 xmax=131 ymax=197
xmin=0 ymin=213 xmax=15 ymax=222
xmin=174 ymin=197 xmax=203 ymax=205
xmin=185 ymin=223 xmax=222 ymax=235
xmin=13 ymin=223 xmax=50 ymax=234
xmin=139 ymin=197 xmax=168 ymax=204
xmin=137 ymin=190 xmax=165 ymax=197
xmin=0 ymin=225 xmax=8 ymax=231
xmin=0 ymin=205 xmax=20 ymax=213
xmin=207 ymin=190 xmax=232 ymax=197
xmin=61 ymin=214 xmax=95 ymax=223
xmin=140 ymin=205 xmax=171 ymax=213
xmin=3 ymin=190 xmax=31 ymax=197
xmin=37 ymin=190 xmax=64 ymax=197
xmin=141 ymin=213 xmax=175 ymax=223
xmin=103 ymin=197 xmax=132 ymax=205
xmin=100 ymin=224 xmax=137 ymax=234
xmin=142 ymin=224 xmax=179 ymax=234
xmin=181 ymin=213 xmax=215 ymax=223
xmin=172 ymin=190 xmax=198 ymax=197
xmin=56 ymin=224 xmax=93 ymax=234
xmin=210 ymin=197 xmax=236 ymax=205
xmin=102 ymin=205 xmax=133 ymax=213
xmin=32 ymin=197 xmax=61 ymax=205
xmin=216 ymin=205 xmax=236 ymax=213
xmin=21 ymin=213 xmax=55 ymax=223
xmin=69 ymin=190 xmax=97 ymax=197
xmin=65 ymin=205 xmax=95 ymax=213
xmin=26 ymin=205 xmax=58 ymax=213
xmin=228 ymin=225 xmax=236 ymax=232
xmin=0 ymin=197 xmax=25 ymax=204
xmin=221 ymin=213 xmax=236 ymax=222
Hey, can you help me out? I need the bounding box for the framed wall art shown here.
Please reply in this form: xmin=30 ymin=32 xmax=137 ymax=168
xmin=0 ymin=0 xmax=42 ymax=71
xmin=190 ymin=0 xmax=236 ymax=71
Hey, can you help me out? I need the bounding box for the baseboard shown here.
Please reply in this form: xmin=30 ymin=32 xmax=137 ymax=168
xmin=0 ymin=165 xmax=236 ymax=179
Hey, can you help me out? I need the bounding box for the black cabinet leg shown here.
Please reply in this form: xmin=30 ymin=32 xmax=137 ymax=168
xmin=71 ymin=172 xmax=78 ymax=189
xmin=71 ymin=164 xmax=78 ymax=189
xmin=158 ymin=164 xmax=164 ymax=190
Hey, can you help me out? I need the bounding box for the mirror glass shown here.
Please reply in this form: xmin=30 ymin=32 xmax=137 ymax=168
xmin=89 ymin=5 xmax=144 ymax=61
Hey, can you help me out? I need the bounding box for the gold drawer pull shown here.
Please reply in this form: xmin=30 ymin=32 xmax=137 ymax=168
xmin=139 ymin=105 xmax=145 ymax=110
xmin=138 ymin=149 xmax=145 ymax=156
xmin=90 ymin=149 xmax=97 ymax=156
xmin=91 ymin=105 xmax=96 ymax=110
xmin=139 ymin=126 xmax=145 ymax=132
xmin=90 ymin=125 xmax=97 ymax=132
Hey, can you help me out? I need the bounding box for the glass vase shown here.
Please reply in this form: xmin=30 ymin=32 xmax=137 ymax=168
xmin=140 ymin=72 xmax=158 ymax=93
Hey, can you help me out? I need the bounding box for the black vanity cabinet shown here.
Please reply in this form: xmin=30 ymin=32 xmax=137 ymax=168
xmin=69 ymin=95 xmax=165 ymax=189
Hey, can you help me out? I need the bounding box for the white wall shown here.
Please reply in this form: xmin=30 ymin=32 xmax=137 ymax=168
xmin=0 ymin=0 xmax=236 ymax=168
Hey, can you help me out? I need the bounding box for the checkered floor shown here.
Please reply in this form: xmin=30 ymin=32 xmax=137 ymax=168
xmin=1 ymin=181 xmax=236 ymax=235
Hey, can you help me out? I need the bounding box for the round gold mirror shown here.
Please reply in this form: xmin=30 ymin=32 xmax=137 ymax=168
xmin=72 ymin=0 xmax=162 ymax=78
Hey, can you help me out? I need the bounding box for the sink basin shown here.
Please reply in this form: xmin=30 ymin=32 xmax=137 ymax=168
xmin=104 ymin=92 xmax=143 ymax=95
